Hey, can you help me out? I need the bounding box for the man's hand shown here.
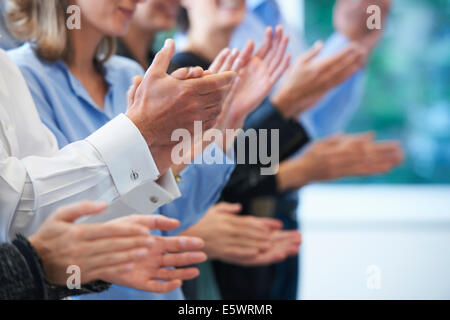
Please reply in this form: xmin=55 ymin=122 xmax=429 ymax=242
xmin=180 ymin=202 xmax=284 ymax=263
xmin=29 ymin=202 xmax=159 ymax=286
xmin=271 ymin=42 xmax=365 ymax=119
xmin=126 ymin=39 xmax=236 ymax=173
xmin=277 ymin=132 xmax=404 ymax=192
xmin=101 ymin=215 xmax=207 ymax=293
xmin=334 ymin=0 xmax=392 ymax=57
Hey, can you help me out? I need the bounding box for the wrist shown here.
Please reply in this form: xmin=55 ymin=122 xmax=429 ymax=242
xmin=276 ymin=160 xmax=310 ymax=192
xmin=125 ymin=112 xmax=173 ymax=174
xmin=271 ymin=89 xmax=296 ymax=120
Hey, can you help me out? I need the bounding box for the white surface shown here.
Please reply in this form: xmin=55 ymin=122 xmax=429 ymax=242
xmin=298 ymin=184 xmax=450 ymax=300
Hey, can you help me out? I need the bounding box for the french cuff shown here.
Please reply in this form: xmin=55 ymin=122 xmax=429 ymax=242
xmin=79 ymin=169 xmax=181 ymax=224
xmin=86 ymin=114 xmax=160 ymax=196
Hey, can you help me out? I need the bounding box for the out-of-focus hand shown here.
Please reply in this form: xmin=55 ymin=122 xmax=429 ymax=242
xmin=28 ymin=202 xmax=157 ymax=286
xmin=210 ymin=26 xmax=291 ymax=131
xmin=126 ymin=39 xmax=236 ymax=173
xmin=334 ymin=0 xmax=392 ymax=57
xmin=224 ymin=230 xmax=302 ymax=267
xmin=181 ymin=202 xmax=283 ymax=263
xmin=101 ymin=215 xmax=207 ymax=293
xmin=277 ymin=133 xmax=404 ymax=192
xmin=271 ymin=42 xmax=365 ymax=119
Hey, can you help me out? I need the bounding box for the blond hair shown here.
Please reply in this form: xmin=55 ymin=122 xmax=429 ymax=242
xmin=5 ymin=0 xmax=115 ymax=63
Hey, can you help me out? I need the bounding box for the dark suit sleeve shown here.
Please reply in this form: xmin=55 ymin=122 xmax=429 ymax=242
xmin=221 ymin=98 xmax=310 ymax=200
xmin=0 ymin=235 xmax=110 ymax=300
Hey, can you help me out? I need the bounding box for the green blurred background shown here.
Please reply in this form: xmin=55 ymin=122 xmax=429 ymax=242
xmin=305 ymin=0 xmax=450 ymax=184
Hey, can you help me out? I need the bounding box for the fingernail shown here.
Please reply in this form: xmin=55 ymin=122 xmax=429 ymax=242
xmin=164 ymin=39 xmax=171 ymax=48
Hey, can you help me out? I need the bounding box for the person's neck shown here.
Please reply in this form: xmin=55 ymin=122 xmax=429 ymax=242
xmin=68 ymin=27 xmax=103 ymax=76
xmin=186 ymin=26 xmax=234 ymax=63
xmin=121 ymin=22 xmax=156 ymax=69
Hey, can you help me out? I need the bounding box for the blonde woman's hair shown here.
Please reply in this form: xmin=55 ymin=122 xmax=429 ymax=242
xmin=5 ymin=0 xmax=116 ymax=64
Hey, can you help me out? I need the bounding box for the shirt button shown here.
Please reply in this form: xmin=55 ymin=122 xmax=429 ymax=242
xmin=149 ymin=196 xmax=159 ymax=204
xmin=130 ymin=171 xmax=139 ymax=181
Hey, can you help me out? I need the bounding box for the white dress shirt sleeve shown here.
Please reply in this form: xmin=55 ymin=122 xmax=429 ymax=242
xmin=1 ymin=115 xmax=181 ymax=242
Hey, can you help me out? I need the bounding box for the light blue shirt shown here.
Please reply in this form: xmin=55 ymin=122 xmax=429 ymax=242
xmin=231 ymin=0 xmax=365 ymax=138
xmin=9 ymin=43 xmax=235 ymax=300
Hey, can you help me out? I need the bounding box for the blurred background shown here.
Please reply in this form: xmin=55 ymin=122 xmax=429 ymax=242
xmin=296 ymin=0 xmax=450 ymax=300
xmin=1 ymin=0 xmax=449 ymax=300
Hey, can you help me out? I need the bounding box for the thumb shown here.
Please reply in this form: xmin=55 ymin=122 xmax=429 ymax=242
xmin=215 ymin=202 xmax=242 ymax=215
xmin=148 ymin=39 xmax=175 ymax=76
xmin=52 ymin=201 xmax=108 ymax=223
xmin=300 ymin=40 xmax=323 ymax=64
xmin=127 ymin=76 xmax=143 ymax=108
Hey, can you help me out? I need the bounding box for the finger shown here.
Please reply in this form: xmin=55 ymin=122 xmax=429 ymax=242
xmin=85 ymin=247 xmax=150 ymax=272
xmin=223 ymin=246 xmax=259 ymax=261
xmin=127 ymin=76 xmax=143 ymax=107
xmin=264 ymin=25 xmax=283 ymax=64
xmin=267 ymin=34 xmax=290 ymax=75
xmin=53 ymin=201 xmax=107 ymax=223
xmin=141 ymin=280 xmax=183 ymax=293
xmin=157 ymin=236 xmax=205 ymax=252
xmin=187 ymin=66 xmax=205 ymax=79
xmin=154 ymin=267 xmax=200 ymax=281
xmin=299 ymin=40 xmax=323 ymax=64
xmin=80 ymin=223 xmax=150 ymax=240
xmin=258 ymin=218 xmax=284 ymax=231
xmin=270 ymin=53 xmax=291 ymax=85
xmin=148 ymin=39 xmax=175 ymax=75
xmin=171 ymin=66 xmax=204 ymax=80
xmin=186 ymin=71 xmax=236 ymax=95
xmin=219 ymin=48 xmax=240 ymax=73
xmin=209 ymin=48 xmax=231 ymax=74
xmin=83 ymin=236 xmax=154 ymax=257
xmin=232 ymin=40 xmax=254 ymax=72
xmin=254 ymin=27 xmax=273 ymax=59
xmin=161 ymin=251 xmax=207 ymax=267
xmin=118 ymin=215 xmax=180 ymax=232
xmin=214 ymin=202 xmax=242 ymax=215
xmin=229 ymin=237 xmax=271 ymax=251
xmin=318 ymin=45 xmax=358 ymax=71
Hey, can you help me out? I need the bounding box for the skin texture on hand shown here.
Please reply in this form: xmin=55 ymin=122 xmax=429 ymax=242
xmin=180 ymin=202 xmax=302 ymax=266
xmin=126 ymin=39 xmax=236 ymax=173
xmin=212 ymin=26 xmax=291 ymax=131
xmin=28 ymin=202 xmax=207 ymax=293
xmin=271 ymin=41 xmax=365 ymax=119
xmin=277 ymin=133 xmax=405 ymax=192
xmin=28 ymin=201 xmax=155 ymax=286
xmin=101 ymin=215 xmax=207 ymax=293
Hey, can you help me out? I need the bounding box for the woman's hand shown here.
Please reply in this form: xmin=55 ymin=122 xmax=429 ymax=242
xmin=271 ymin=41 xmax=365 ymax=119
xmin=210 ymin=26 xmax=291 ymax=131
xmin=277 ymin=133 xmax=405 ymax=192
